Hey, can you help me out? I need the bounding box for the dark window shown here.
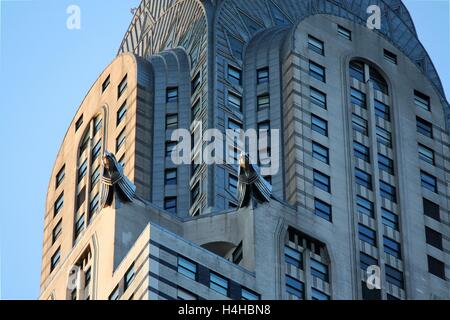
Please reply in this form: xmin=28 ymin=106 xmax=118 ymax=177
xmin=192 ymin=72 xmax=201 ymax=94
xmin=54 ymin=192 xmax=64 ymax=216
xmin=178 ymin=256 xmax=197 ymax=280
xmin=381 ymin=208 xmax=399 ymax=230
xmin=118 ymin=75 xmax=127 ymax=99
xmin=314 ymin=170 xmax=331 ymax=193
xmin=350 ymin=88 xmax=366 ymax=108
xmin=166 ymin=87 xmax=178 ymax=103
xmin=309 ymin=61 xmax=326 ymax=82
xmin=228 ymin=92 xmax=242 ymax=112
xmin=338 ymin=25 xmax=352 ymax=40
xmin=232 ymin=241 xmax=243 ymax=264
xmin=166 ymin=114 xmax=178 ymax=129
xmin=79 ymin=132 xmax=90 ymax=155
xmin=75 ymin=213 xmax=85 ymax=240
xmin=374 ymin=100 xmax=390 ymax=121
xmin=192 ymin=99 xmax=201 ymax=120
xmin=89 ymin=193 xmax=100 ymax=217
xmin=314 ymin=198 xmax=332 ymax=222
xmin=164 ymin=197 xmax=177 ymax=214
xmin=414 ymin=90 xmax=430 ymax=111
xmin=355 ymin=168 xmax=372 ymax=190
xmin=257 ymin=67 xmax=269 ymax=84
xmin=227 ymin=65 xmax=242 ymax=86
xmin=117 ymin=101 xmax=127 ymax=126
xmin=228 ymin=174 xmax=238 ymax=195
xmin=109 ymin=286 xmax=120 ymax=300
xmin=378 ymin=154 xmax=394 ymax=175
xmin=349 ymin=61 xmax=364 ymax=82
xmin=91 ymin=139 xmax=102 ymax=163
xmin=116 ymin=129 xmax=126 ymax=152
xmin=177 ymin=287 xmax=197 ymax=300
xmin=257 ymin=94 xmax=270 ymax=110
xmin=165 ymin=169 xmax=177 ymax=186
xmin=383 ymin=236 xmax=401 ymax=259
xmin=423 ymin=198 xmax=440 ymax=221
xmin=425 ymin=227 xmax=443 ymax=250
xmin=421 ymin=171 xmax=437 ymax=193
xmin=380 ymin=181 xmax=397 ymax=203
xmin=356 ymin=196 xmax=374 ymax=218
xmin=124 ymin=264 xmax=135 ymax=290
xmin=358 ymin=224 xmax=376 ymax=246
xmin=362 ymin=281 xmax=381 ymax=300
xmin=55 ymin=165 xmax=65 ymax=189
xmin=191 ymin=182 xmax=200 ymax=204
xmin=78 ymin=159 xmax=87 ymax=181
xmin=85 ymin=267 xmax=91 ymax=286
xmin=416 ymin=117 xmax=433 ymax=138
xmin=210 ymin=273 xmax=229 ymax=296
xmin=353 ymin=142 xmax=370 ymax=163
xmin=50 ymin=247 xmax=61 ymax=272
xmin=241 ymin=288 xmax=260 ymax=300
xmin=370 ymin=67 xmax=389 ymax=95
xmin=93 ymin=116 xmax=102 ymax=135
xmin=428 ymin=256 xmax=446 ymax=279
xmin=102 ymin=75 xmax=110 ymax=92
xmin=52 ymin=219 xmax=62 ymax=244
xmin=376 ymin=126 xmax=392 ymax=148
xmin=418 ymin=144 xmax=434 ymax=165
xmin=311 ymin=259 xmax=329 ymax=282
xmin=352 ymin=114 xmax=368 ymax=135
xmin=384 ymin=49 xmax=397 ymax=64
xmin=308 ymin=35 xmax=324 ymax=55
xmin=165 ymin=141 xmax=177 ymax=157
xmin=285 ymin=275 xmax=304 ymax=299
xmin=76 ymin=187 xmax=86 ymax=212
xmin=284 ymin=245 xmax=302 ymax=269
xmin=311 ymin=288 xmax=330 ymax=300
xmin=311 ymin=114 xmax=328 ymax=136
xmin=310 ymin=87 xmax=327 ymax=109
xmin=75 ymin=115 xmax=83 ymax=132
xmin=228 ymin=118 xmax=243 ymax=131
xmin=312 ymin=142 xmax=329 ymax=164
xmin=385 ymin=265 xmax=404 ymax=288
xmin=360 ymin=252 xmax=377 ymax=270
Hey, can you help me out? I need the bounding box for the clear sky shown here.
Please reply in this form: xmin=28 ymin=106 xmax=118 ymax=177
xmin=0 ymin=0 xmax=448 ymax=300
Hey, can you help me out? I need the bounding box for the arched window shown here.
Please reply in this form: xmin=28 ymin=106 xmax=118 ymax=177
xmin=349 ymin=59 xmax=389 ymax=95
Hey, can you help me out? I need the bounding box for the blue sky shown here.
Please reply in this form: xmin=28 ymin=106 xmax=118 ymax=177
xmin=0 ymin=0 xmax=448 ymax=300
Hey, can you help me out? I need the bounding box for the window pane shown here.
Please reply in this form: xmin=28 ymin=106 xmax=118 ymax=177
xmin=351 ymin=88 xmax=366 ymax=108
xmin=312 ymin=142 xmax=329 ymax=164
xmin=358 ymin=224 xmax=376 ymax=246
xmin=308 ymin=35 xmax=324 ymax=55
xmin=311 ymin=114 xmax=328 ymax=136
xmin=357 ymin=196 xmax=374 ymax=218
xmin=315 ymin=198 xmax=332 ymax=221
xmin=353 ymin=142 xmax=370 ymax=163
xmin=309 ymin=61 xmax=325 ymax=82
xmin=355 ymin=168 xmax=372 ymax=190
xmin=310 ymin=87 xmax=327 ymax=109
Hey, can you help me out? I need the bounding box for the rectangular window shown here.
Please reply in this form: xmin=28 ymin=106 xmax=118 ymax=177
xmin=89 ymin=193 xmax=100 ymax=216
xmin=102 ymin=75 xmax=110 ymax=93
xmin=309 ymin=60 xmax=326 ymax=82
xmin=52 ymin=219 xmax=62 ymax=244
xmin=55 ymin=165 xmax=65 ymax=189
xmin=191 ymin=182 xmax=200 ymax=204
xmin=314 ymin=198 xmax=332 ymax=222
xmin=117 ymin=101 xmax=127 ymax=126
xmin=75 ymin=115 xmax=83 ymax=132
xmin=414 ymin=90 xmax=430 ymax=111
xmin=311 ymin=114 xmax=328 ymax=136
xmin=350 ymin=88 xmax=366 ymax=108
xmin=418 ymin=144 xmax=434 ymax=165
xmin=75 ymin=213 xmax=85 ymax=239
xmin=54 ymin=192 xmax=64 ymax=216
xmin=376 ymin=126 xmax=392 ymax=148
xmin=385 ymin=265 xmax=404 ymax=288
xmin=50 ymin=247 xmax=61 ymax=272
xmin=312 ymin=142 xmax=329 ymax=164
xmin=378 ymin=154 xmax=394 ymax=175
xmin=310 ymin=87 xmax=327 ymax=109
xmin=109 ymin=286 xmax=120 ymax=300
xmin=359 ymin=224 xmax=377 ymax=246
xmin=116 ymin=129 xmax=126 ymax=152
xmin=210 ymin=273 xmax=229 ymax=296
xmin=257 ymin=67 xmax=269 ymax=84
xmin=423 ymin=198 xmax=440 ymax=221
xmin=338 ymin=25 xmax=352 ymax=40
xmin=308 ymin=35 xmax=324 ymax=55
xmin=91 ymin=139 xmax=102 ymax=163
xmin=421 ymin=171 xmax=438 ymax=193
xmin=192 ymin=72 xmax=201 ymax=94
xmin=76 ymin=187 xmax=86 ymax=212
xmin=285 ymin=275 xmax=304 ymax=299
xmin=257 ymin=94 xmax=270 ymax=110
xmin=380 ymin=181 xmax=397 ymax=203
xmin=355 ymin=168 xmax=372 ymax=190
xmin=166 ymin=87 xmax=178 ymax=103
xmin=416 ymin=117 xmax=433 ymax=138
xmin=357 ymin=196 xmax=374 ymax=218
xmin=178 ymin=256 xmax=197 ymax=280
xmin=228 ymin=174 xmax=238 ymax=195
xmin=118 ymin=75 xmax=127 ymax=99
xmin=352 ymin=114 xmax=368 ymax=136
xmin=166 ymin=114 xmax=178 ymax=129
xmin=384 ymin=49 xmax=397 ymax=64
xmin=85 ymin=267 xmax=91 ymax=286
xmin=164 ymin=197 xmax=177 ymax=214
xmin=428 ymin=256 xmax=446 ymax=279
xmin=165 ymin=169 xmax=177 ymax=186
xmin=284 ymin=246 xmax=302 ymax=269
xmin=228 ymin=92 xmax=242 ymax=112
xmin=314 ymin=170 xmax=331 ymax=193
xmin=425 ymin=227 xmax=443 ymax=250
xmin=241 ymin=288 xmax=260 ymax=300
xmin=374 ymin=100 xmax=390 ymax=121
xmin=232 ymin=241 xmax=243 ymax=264
xmin=381 ymin=208 xmax=399 ymax=230
xmin=311 ymin=288 xmax=330 ymax=300
xmin=360 ymin=252 xmax=378 ymax=270
xmin=311 ymin=259 xmax=329 ymax=282
xmin=383 ymin=236 xmax=401 ymax=258
xmin=166 ymin=141 xmax=177 ymax=157
xmin=124 ymin=264 xmax=135 ymax=290
xmin=177 ymin=287 xmax=197 ymax=300
xmin=192 ymin=99 xmax=201 ymax=120
xmin=78 ymin=159 xmax=88 ymax=181
xmin=353 ymin=142 xmax=370 ymax=163
xmin=350 ymin=61 xmax=364 ymax=82
xmin=228 ymin=118 xmax=243 ymax=131
xmin=227 ymin=65 xmax=242 ymax=86
xmin=93 ymin=116 xmax=102 ymax=135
